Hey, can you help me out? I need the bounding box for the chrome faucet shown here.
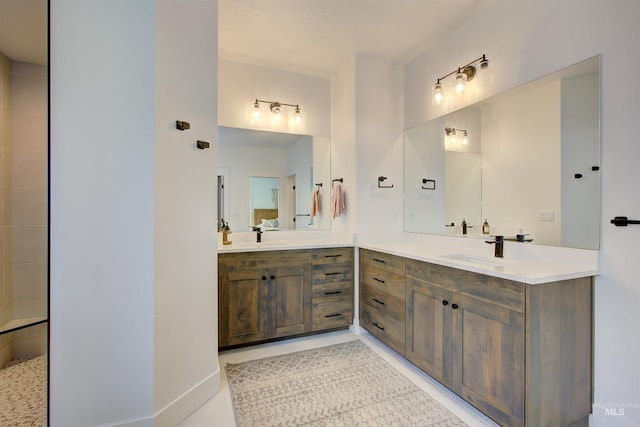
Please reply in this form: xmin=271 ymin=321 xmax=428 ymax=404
xmin=485 ymin=235 xmax=504 ymax=258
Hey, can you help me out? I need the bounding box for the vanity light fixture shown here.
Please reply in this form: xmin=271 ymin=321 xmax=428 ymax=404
xmin=432 ymin=54 xmax=489 ymax=105
xmin=252 ymin=99 xmax=302 ymax=124
xmin=445 ymin=127 xmax=469 ymax=145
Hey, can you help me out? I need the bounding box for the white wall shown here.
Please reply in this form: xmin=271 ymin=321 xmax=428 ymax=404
xmin=153 ymin=0 xmax=219 ymax=425
xmin=50 ymin=1 xmax=155 ymax=424
xmin=51 ymin=1 xmax=219 ymax=425
xmin=354 ymin=56 xmax=404 ymax=238
xmin=403 ymin=1 xmax=640 ymax=425
xmin=330 ymin=58 xmax=357 ymax=234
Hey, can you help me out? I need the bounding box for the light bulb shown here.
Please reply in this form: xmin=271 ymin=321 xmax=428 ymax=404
xmin=450 ymin=129 xmax=457 ymax=144
xmin=462 ymin=131 xmax=469 ymax=145
xmin=295 ymin=105 xmax=301 ymax=124
xmin=433 ymin=82 xmax=443 ymax=105
xmin=455 ymin=70 xmax=467 ymax=95
xmin=253 ymin=101 xmax=260 ymax=119
xmin=270 ymin=103 xmax=281 ymax=123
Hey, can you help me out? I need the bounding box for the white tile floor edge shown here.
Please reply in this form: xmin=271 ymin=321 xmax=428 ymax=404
xmin=177 ymin=330 xmax=499 ymax=427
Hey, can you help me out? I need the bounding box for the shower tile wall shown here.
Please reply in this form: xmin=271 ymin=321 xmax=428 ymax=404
xmin=10 ymin=61 xmax=48 ymax=357
xmin=0 ymin=55 xmax=48 ymax=367
xmin=0 ymin=52 xmax=12 ymax=368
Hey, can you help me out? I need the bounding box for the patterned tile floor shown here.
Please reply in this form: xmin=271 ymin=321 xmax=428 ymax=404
xmin=178 ymin=330 xmax=499 ymax=427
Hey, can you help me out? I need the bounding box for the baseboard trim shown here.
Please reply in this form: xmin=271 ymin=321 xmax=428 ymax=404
xmin=115 ymin=367 xmax=221 ymax=427
xmin=155 ymin=368 xmax=221 ymax=426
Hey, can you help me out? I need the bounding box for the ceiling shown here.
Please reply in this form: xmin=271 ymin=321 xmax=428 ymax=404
xmin=219 ymin=0 xmax=493 ymax=76
xmin=1 ymin=0 xmax=492 ymax=74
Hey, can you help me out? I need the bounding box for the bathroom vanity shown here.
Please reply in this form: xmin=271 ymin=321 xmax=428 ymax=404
xmin=360 ymin=246 xmax=594 ymax=427
xmin=218 ymin=246 xmax=354 ymax=349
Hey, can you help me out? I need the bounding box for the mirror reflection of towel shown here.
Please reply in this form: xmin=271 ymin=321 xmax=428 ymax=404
xmin=331 ymin=184 xmax=346 ymax=218
xmin=310 ymin=189 xmax=320 ymax=217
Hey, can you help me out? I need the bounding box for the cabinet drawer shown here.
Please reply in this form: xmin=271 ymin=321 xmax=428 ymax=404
xmin=220 ymin=250 xmax=311 ymax=271
xmin=312 ymin=299 xmax=352 ymax=331
xmin=406 ymin=258 xmax=525 ymax=313
xmin=312 ymin=264 xmax=353 ymax=285
xmin=312 ymin=282 xmax=352 ymax=301
xmin=311 ymin=247 xmax=354 ymax=265
xmin=360 ymin=248 xmax=405 ymax=276
xmin=360 ymin=304 xmax=405 ymax=355
xmin=361 ymin=281 xmax=404 ymax=323
xmin=360 ymin=265 xmax=405 ymax=301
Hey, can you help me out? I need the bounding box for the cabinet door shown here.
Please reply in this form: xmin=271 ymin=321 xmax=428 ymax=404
xmin=405 ymin=277 xmax=452 ymax=387
xmin=452 ymin=294 xmax=525 ymax=427
xmin=219 ymin=268 xmax=270 ymax=346
xmin=272 ymin=265 xmax=311 ymax=338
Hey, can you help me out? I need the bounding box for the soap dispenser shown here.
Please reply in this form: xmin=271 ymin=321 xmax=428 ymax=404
xmin=482 ymin=219 xmax=490 ymax=235
xmin=222 ymin=221 xmax=232 ymax=245
xmin=461 ymin=218 xmax=467 ymax=235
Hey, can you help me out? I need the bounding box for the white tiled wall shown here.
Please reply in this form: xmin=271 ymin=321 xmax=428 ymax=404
xmin=0 ymin=51 xmax=13 ymax=368
xmin=10 ymin=61 xmax=48 ymax=357
xmin=0 ymin=56 xmax=48 ymax=365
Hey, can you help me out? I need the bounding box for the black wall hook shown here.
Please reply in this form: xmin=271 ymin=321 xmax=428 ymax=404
xmin=378 ymin=176 xmax=394 ymax=188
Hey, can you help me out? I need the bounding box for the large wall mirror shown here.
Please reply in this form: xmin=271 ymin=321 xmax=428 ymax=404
xmin=0 ymin=0 xmax=49 ymax=423
xmin=218 ymin=127 xmax=331 ymax=232
xmin=405 ymin=55 xmax=600 ymax=250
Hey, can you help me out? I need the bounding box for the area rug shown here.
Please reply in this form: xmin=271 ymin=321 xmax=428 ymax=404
xmin=226 ymin=340 xmax=467 ymax=426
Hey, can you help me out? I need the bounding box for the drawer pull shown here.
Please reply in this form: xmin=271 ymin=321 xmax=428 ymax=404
xmin=451 ymin=303 xmax=459 ymax=310
xmin=372 ymin=298 xmax=385 ymax=306
xmin=324 ymin=313 xmax=342 ymax=318
xmin=325 ymin=254 xmax=342 ymax=258
xmin=442 ymin=300 xmax=449 ymax=306
xmin=270 ymin=275 xmax=275 ymax=280
xmin=373 ymin=277 xmax=385 ymax=284
xmin=372 ymin=258 xmax=386 ymax=264
xmin=324 ymin=291 xmax=343 ymax=295
xmin=261 ymin=276 xmax=267 ymax=281
xmin=372 ymin=322 xmax=385 ymax=331
xmin=325 ymin=272 xmax=342 ymax=276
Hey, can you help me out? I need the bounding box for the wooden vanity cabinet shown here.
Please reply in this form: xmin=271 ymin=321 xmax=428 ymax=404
xmin=359 ymin=249 xmax=406 ymax=355
xmin=311 ymin=247 xmax=354 ymax=331
xmin=219 ymin=247 xmax=354 ymax=349
xmin=218 ymin=250 xmax=311 ymax=348
xmin=405 ymin=258 xmax=593 ymax=427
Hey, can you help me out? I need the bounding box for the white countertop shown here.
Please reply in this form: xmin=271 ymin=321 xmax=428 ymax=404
xmin=358 ymin=241 xmax=599 ymax=285
xmin=217 ymin=231 xmax=599 ymax=285
xmin=218 ymin=239 xmax=354 ymax=253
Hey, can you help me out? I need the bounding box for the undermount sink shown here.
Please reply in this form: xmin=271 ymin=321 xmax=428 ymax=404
xmin=222 ymin=240 xmax=285 ymax=248
xmin=441 ymin=253 xmax=506 ymax=266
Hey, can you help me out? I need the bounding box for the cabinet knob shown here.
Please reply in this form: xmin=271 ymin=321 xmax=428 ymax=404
xmin=451 ymin=303 xmax=459 ymax=310
xmin=270 ymin=275 xmax=275 ymax=280
xmin=442 ymin=300 xmax=449 ymax=306
xmin=261 ymin=276 xmax=267 ymax=280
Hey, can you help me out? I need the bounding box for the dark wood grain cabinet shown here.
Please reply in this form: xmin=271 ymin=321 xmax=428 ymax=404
xmin=311 ymin=247 xmax=354 ymax=331
xmin=359 ymin=249 xmax=406 ymax=355
xmin=219 ymin=247 xmax=353 ymax=349
xmin=360 ymin=248 xmax=593 ymax=427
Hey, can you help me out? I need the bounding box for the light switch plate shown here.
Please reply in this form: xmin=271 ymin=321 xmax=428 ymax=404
xmin=538 ymin=210 xmax=555 ymax=222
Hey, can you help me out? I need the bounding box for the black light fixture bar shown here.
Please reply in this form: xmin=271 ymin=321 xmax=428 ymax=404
xmin=435 ymin=54 xmax=488 ymax=84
